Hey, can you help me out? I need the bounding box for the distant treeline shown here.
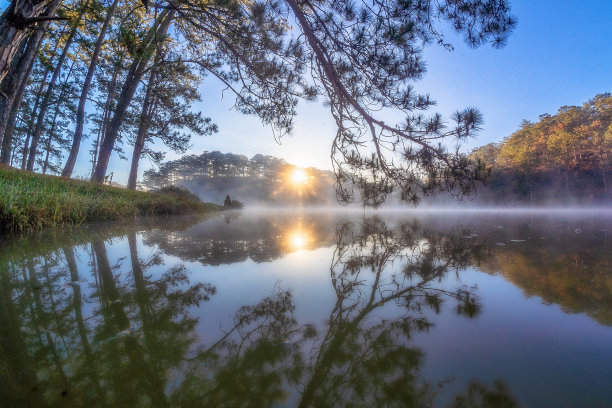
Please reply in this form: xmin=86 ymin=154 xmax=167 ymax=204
xmin=142 ymin=151 xmax=337 ymax=205
xmin=470 ymin=93 xmax=611 ymax=204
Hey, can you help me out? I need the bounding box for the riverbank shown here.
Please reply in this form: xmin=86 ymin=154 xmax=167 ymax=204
xmin=0 ymin=165 xmax=221 ymax=233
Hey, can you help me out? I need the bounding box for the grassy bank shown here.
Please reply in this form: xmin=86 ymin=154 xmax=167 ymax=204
xmin=0 ymin=165 xmax=221 ymax=233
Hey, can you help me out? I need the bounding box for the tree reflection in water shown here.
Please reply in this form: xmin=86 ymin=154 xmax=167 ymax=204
xmin=142 ymin=212 xmax=339 ymax=265
xmin=0 ymin=218 xmax=517 ymax=407
xmin=1 ymin=233 xmax=215 ymax=407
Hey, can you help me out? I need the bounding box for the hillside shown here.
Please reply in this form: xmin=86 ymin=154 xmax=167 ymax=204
xmin=469 ymin=93 xmax=611 ymax=205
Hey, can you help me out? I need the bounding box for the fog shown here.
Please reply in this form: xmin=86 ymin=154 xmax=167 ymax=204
xmin=239 ymin=205 xmax=612 ymax=216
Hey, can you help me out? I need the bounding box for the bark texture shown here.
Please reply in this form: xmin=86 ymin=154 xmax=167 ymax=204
xmin=0 ymin=0 xmax=59 ymax=85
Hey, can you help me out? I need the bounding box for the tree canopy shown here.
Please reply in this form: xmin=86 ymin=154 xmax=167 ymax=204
xmin=470 ymin=93 xmax=612 ymax=204
xmin=0 ymin=0 xmax=516 ymax=203
xmin=143 ymin=151 xmax=337 ymax=205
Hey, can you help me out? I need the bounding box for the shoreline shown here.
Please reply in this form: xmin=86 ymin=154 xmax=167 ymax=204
xmin=0 ymin=165 xmax=222 ymax=234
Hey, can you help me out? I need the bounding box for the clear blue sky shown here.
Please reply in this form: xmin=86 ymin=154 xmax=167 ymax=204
xmin=67 ymin=0 xmax=612 ymax=183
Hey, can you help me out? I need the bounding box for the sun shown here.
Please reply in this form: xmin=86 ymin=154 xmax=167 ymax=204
xmin=291 ymin=169 xmax=308 ymax=185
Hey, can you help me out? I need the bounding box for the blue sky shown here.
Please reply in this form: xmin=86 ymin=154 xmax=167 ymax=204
xmin=65 ymin=0 xmax=612 ymax=183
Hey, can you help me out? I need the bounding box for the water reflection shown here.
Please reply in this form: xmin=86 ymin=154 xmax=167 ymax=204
xmin=477 ymin=225 xmax=612 ymax=324
xmin=1 ymin=231 xmax=214 ymax=407
xmin=1 ymin=212 xmax=611 ymax=406
xmin=289 ymin=217 xmax=494 ymax=407
xmin=283 ymin=220 xmax=316 ymax=252
xmin=142 ymin=212 xmax=336 ymax=265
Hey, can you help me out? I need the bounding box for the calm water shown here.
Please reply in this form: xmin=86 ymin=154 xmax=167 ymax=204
xmin=1 ymin=209 xmax=612 ymax=407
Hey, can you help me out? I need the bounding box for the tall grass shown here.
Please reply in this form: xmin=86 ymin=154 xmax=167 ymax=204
xmin=0 ymin=165 xmax=220 ymax=233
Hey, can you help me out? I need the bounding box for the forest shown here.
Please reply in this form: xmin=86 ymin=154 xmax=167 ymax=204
xmin=0 ymin=0 xmax=516 ymax=204
xmin=469 ymin=93 xmax=612 ymax=205
xmin=142 ymin=151 xmax=337 ymax=205
xmin=0 ymin=0 xmax=217 ymax=189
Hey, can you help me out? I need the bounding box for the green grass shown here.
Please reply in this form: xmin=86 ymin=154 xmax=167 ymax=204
xmin=0 ymin=165 xmax=221 ymax=233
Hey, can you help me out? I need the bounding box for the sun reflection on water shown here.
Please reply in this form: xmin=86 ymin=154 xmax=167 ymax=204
xmin=289 ymin=232 xmax=307 ymax=250
xmin=281 ymin=220 xmax=316 ymax=253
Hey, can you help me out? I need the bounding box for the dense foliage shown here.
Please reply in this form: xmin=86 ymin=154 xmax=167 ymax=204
xmin=143 ymin=151 xmax=337 ymax=205
xmin=470 ymin=93 xmax=612 ymax=204
xmin=0 ymin=0 xmax=515 ymax=204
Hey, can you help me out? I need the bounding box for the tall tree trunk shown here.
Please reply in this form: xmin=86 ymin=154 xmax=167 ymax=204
xmin=0 ymin=0 xmax=59 ymax=85
xmin=0 ymin=37 xmax=27 ymax=148
xmin=20 ymin=133 xmax=30 ymax=169
xmin=127 ymin=52 xmax=160 ymax=190
xmin=19 ymin=40 xmax=59 ymax=169
xmin=62 ymin=0 xmax=120 ymax=177
xmin=92 ymin=10 xmax=174 ymax=183
xmin=0 ymin=25 xmax=45 ymax=163
xmin=41 ymin=58 xmax=74 ymax=173
xmin=25 ymin=22 xmax=78 ymax=171
xmin=90 ymin=127 xmax=101 ymax=175
xmin=41 ymin=108 xmax=57 ymax=173
xmin=90 ymin=58 xmax=120 ymax=177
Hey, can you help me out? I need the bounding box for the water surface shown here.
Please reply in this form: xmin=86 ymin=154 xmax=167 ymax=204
xmin=1 ymin=210 xmax=612 ymax=407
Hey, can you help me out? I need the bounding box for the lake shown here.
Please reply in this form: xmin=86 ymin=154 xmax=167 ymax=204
xmin=1 ymin=209 xmax=612 ymax=407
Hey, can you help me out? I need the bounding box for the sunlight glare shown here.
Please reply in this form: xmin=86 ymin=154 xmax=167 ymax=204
xmin=291 ymin=169 xmax=308 ymax=185
xmin=290 ymin=232 xmax=307 ymax=250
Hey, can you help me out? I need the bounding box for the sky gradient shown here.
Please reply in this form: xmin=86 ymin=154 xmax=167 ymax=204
xmin=71 ymin=0 xmax=612 ymax=184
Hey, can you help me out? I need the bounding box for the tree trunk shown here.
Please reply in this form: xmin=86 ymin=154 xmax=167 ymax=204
xmin=25 ymin=22 xmax=78 ymax=171
xmin=127 ymin=52 xmax=160 ymax=190
xmin=126 ymin=108 xmax=149 ymax=191
xmin=62 ymin=0 xmax=120 ymax=177
xmin=0 ymin=39 xmax=27 ymax=148
xmin=41 ymin=111 xmax=57 ymax=173
xmin=20 ymin=134 xmax=31 ymax=169
xmin=0 ymin=0 xmax=59 ymax=85
xmin=41 ymin=92 xmax=61 ymax=173
xmin=0 ymin=25 xmax=45 ymax=163
xmin=92 ymin=9 xmax=174 ymax=183
xmin=42 ymin=58 xmax=74 ymax=173
xmin=19 ymin=38 xmax=59 ymax=169
xmin=90 ymin=61 xmax=120 ymax=176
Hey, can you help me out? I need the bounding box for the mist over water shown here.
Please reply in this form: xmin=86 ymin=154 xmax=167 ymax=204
xmin=2 ymin=209 xmax=612 ymax=407
xmin=241 ymin=204 xmax=612 ymax=216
